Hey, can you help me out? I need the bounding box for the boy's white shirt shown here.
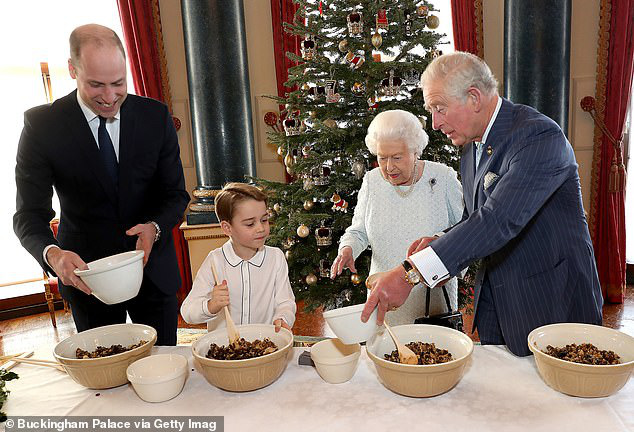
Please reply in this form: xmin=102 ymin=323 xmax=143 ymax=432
xmin=180 ymin=240 xmax=297 ymax=332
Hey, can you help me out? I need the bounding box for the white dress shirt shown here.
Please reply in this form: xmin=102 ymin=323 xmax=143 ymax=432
xmin=180 ymin=241 xmax=297 ymax=332
xmin=410 ymin=96 xmax=502 ymax=288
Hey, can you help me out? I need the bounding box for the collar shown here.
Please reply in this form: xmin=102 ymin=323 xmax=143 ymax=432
xmin=76 ymin=92 xmax=121 ymax=123
xmin=221 ymin=240 xmax=266 ymax=267
xmin=480 ymin=96 xmax=502 ymax=145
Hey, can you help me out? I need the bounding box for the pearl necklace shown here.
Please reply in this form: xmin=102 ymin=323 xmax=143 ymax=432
xmin=392 ymin=161 xmax=421 ymax=198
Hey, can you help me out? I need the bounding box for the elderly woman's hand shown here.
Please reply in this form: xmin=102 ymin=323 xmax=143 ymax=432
xmin=407 ymin=236 xmax=437 ymax=257
xmin=330 ymin=246 xmax=356 ymax=278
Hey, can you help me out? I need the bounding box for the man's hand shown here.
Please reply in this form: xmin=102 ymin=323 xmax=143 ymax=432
xmin=46 ymin=247 xmax=91 ymax=294
xmin=207 ymin=280 xmax=230 ymax=314
xmin=274 ymin=318 xmax=292 ymax=333
xmin=361 ymin=265 xmax=413 ymax=325
xmin=126 ymin=223 xmax=156 ymax=265
xmin=330 ymin=246 xmax=356 ymax=278
xmin=407 ymin=236 xmax=437 ymax=257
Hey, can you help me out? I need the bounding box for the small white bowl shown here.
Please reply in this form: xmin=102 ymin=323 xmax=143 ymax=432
xmin=127 ymin=354 xmax=188 ymax=403
xmin=322 ymin=303 xmax=378 ymax=344
xmin=310 ymin=338 xmax=361 ymax=384
xmin=74 ymin=250 xmax=144 ymax=304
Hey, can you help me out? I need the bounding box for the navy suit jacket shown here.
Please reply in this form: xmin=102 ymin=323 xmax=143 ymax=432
xmin=14 ymin=90 xmax=190 ymax=299
xmin=430 ymin=98 xmax=603 ymax=356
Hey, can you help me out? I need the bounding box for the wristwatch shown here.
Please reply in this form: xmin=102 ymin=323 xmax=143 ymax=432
xmin=402 ymin=259 xmax=422 ymax=287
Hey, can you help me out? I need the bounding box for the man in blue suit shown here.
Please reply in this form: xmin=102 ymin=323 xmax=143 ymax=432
xmin=362 ymin=52 xmax=603 ymax=356
xmin=14 ymin=24 xmax=190 ymax=345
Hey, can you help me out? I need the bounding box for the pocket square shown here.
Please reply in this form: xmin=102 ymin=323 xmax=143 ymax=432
xmin=484 ymin=171 xmax=500 ymax=190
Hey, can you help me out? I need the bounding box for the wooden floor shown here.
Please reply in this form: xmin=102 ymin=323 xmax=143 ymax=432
xmin=1 ymin=286 xmax=632 ymax=356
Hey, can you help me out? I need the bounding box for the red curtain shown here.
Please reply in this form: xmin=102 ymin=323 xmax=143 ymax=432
xmin=450 ymin=0 xmax=484 ymax=57
xmin=589 ymin=0 xmax=634 ymax=303
xmin=270 ymin=0 xmax=301 ymax=100
xmin=117 ymin=0 xmax=192 ymax=301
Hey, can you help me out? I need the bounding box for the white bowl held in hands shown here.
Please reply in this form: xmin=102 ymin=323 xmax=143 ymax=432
xmin=310 ymin=338 xmax=361 ymax=384
xmin=74 ymin=250 xmax=144 ymax=304
xmin=127 ymin=354 xmax=188 ymax=403
xmin=322 ymin=303 xmax=378 ymax=344
xmin=528 ymin=323 xmax=634 ymax=397
xmin=366 ymin=324 xmax=474 ymax=397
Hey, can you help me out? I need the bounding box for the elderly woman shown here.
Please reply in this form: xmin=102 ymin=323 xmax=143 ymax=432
xmin=331 ymin=109 xmax=463 ymax=325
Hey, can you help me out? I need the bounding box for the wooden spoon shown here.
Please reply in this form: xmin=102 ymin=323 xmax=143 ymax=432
xmin=210 ymin=260 xmax=240 ymax=345
xmin=383 ymin=321 xmax=418 ymax=365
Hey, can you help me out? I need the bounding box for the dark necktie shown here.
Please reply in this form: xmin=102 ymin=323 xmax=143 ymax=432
xmin=98 ymin=116 xmax=118 ymax=186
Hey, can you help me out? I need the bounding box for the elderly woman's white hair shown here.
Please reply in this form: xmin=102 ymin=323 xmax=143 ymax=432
xmin=421 ymin=51 xmax=499 ymax=102
xmin=365 ymin=109 xmax=428 ymax=157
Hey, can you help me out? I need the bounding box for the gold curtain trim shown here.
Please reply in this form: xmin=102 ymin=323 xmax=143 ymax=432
xmin=588 ymin=0 xmax=611 ymax=242
xmin=474 ymin=0 xmax=484 ymax=59
xmin=151 ymin=0 xmax=173 ymax=113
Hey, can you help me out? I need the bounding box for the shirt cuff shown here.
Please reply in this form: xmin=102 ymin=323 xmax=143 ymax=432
xmin=43 ymin=244 xmax=60 ymax=268
xmin=203 ymin=299 xmax=217 ymax=318
xmin=409 ymin=246 xmax=450 ymax=289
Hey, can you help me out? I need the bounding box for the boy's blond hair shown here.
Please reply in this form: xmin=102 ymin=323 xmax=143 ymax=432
xmin=214 ymin=182 xmax=268 ymax=223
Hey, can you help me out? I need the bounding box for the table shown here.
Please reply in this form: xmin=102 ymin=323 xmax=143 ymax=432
xmin=4 ymin=346 xmax=633 ymax=432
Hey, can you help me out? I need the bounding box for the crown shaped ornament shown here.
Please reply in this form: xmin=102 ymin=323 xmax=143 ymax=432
xmin=319 ymin=259 xmax=330 ymax=278
xmin=315 ymin=221 xmax=333 ymax=247
xmin=312 ymin=165 xmax=331 ymax=186
xmin=283 ymin=116 xmax=302 ymax=136
xmin=347 ymin=12 xmax=363 ymax=35
xmin=376 ymin=9 xmax=388 ymax=30
xmin=381 ymin=70 xmax=403 ymax=97
xmin=403 ymin=69 xmax=421 ymax=86
xmin=301 ymin=35 xmax=317 ymax=61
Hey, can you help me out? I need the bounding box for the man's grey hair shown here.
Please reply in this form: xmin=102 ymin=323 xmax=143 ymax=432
xmin=365 ymin=109 xmax=428 ymax=157
xmin=421 ymin=51 xmax=499 ymax=101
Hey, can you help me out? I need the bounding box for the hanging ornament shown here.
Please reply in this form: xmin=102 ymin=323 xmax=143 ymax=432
xmin=426 ymin=49 xmax=442 ymax=60
xmin=303 ymin=199 xmax=315 ymax=211
xmin=345 ymin=51 xmax=365 ymax=69
xmin=403 ymin=69 xmax=421 ymax=86
xmin=427 ymin=14 xmax=440 ymax=29
xmin=346 ymin=11 xmax=363 ymax=35
xmin=283 ymin=115 xmax=301 ymax=136
xmin=302 ymin=144 xmax=312 ymax=157
xmin=309 ymin=110 xmax=317 ymax=118
xmin=283 ymin=236 xmax=296 ymax=249
xmin=352 ymin=159 xmax=366 ymax=179
xmin=338 ymin=39 xmax=349 ymax=53
xmin=376 ymin=9 xmax=388 ymax=30
xmin=351 ymin=273 xmax=362 ymax=285
xmin=277 ymin=146 xmax=285 ymax=157
xmin=319 ymin=259 xmax=330 ymax=278
xmin=285 ymin=250 xmax=292 ymax=260
xmin=351 ymin=82 xmax=365 ymax=96
xmin=417 ymin=5 xmax=429 ymax=18
xmin=313 ymin=165 xmax=331 ymax=186
xmin=273 ymin=203 xmax=282 ymax=213
xmin=306 ymin=273 xmax=318 ymax=285
xmin=297 ymin=224 xmax=310 ymax=238
xmin=303 ymin=175 xmax=315 ymax=191
xmin=371 ymin=32 xmax=383 ymax=49
xmin=267 ymin=207 xmax=276 ymax=219
xmin=381 ymin=70 xmax=403 ymax=97
xmin=315 ymin=221 xmax=333 ymax=246
xmin=323 ymin=119 xmax=337 ymax=129
xmin=308 ymin=85 xmax=326 ymax=100
xmin=367 ymin=95 xmax=379 ymax=111
xmin=325 ymin=79 xmax=341 ymax=103
xmin=330 ymin=193 xmax=348 ymax=213
xmin=301 ymin=35 xmax=317 ymax=60
xmin=284 ymin=152 xmax=295 ymax=171
xmin=301 ymin=83 xmax=311 ymax=91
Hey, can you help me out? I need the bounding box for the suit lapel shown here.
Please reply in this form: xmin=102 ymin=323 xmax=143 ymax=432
xmin=460 ymin=143 xmax=475 ymax=213
xmin=59 ymin=91 xmax=118 ymax=206
xmin=118 ymin=96 xmax=137 ymax=219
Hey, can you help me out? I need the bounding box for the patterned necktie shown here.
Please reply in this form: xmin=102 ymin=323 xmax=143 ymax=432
xmin=98 ymin=116 xmax=118 ymax=186
xmin=475 ymin=141 xmax=484 ymax=169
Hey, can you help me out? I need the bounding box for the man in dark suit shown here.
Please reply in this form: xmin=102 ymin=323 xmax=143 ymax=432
xmin=362 ymin=51 xmax=603 ymax=356
xmin=14 ymin=24 xmax=190 ymax=345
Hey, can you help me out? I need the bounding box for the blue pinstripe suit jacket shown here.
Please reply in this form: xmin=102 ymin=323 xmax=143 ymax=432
xmin=430 ymin=98 xmax=603 ymax=356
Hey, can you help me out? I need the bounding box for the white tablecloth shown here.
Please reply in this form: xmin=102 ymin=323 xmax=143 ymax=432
xmin=4 ymin=345 xmax=634 ymax=432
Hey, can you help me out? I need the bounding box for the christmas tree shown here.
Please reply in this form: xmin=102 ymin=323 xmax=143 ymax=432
xmin=256 ymin=0 xmax=471 ymax=311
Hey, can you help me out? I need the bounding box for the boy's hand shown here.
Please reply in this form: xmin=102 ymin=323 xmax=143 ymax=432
xmin=274 ymin=318 xmax=292 ymax=333
xmin=207 ymin=280 xmax=230 ymax=314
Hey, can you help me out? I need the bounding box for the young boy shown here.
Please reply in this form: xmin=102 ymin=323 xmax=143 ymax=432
xmin=180 ymin=183 xmax=296 ymax=332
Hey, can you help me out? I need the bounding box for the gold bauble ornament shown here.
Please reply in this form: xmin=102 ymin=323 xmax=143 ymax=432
xmin=427 ymin=14 xmax=440 ymax=29
xmin=306 ymin=273 xmax=318 ymax=285
xmin=323 ymin=119 xmax=337 ymax=128
xmin=303 ymin=200 xmax=315 ymax=210
xmin=277 ymin=146 xmax=285 ymax=157
xmin=273 ymin=203 xmax=282 ymax=213
xmin=286 ymin=165 xmax=295 ymax=176
xmin=302 ymin=83 xmax=311 ymax=91
xmin=371 ymin=32 xmax=383 ymax=49
xmin=285 ymin=250 xmax=292 ymax=260
xmin=297 ymin=224 xmax=310 ymax=238
xmin=284 ymin=152 xmax=294 ymax=168
xmin=351 ymin=273 xmax=362 ymax=285
xmin=338 ymin=39 xmax=349 ymax=52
